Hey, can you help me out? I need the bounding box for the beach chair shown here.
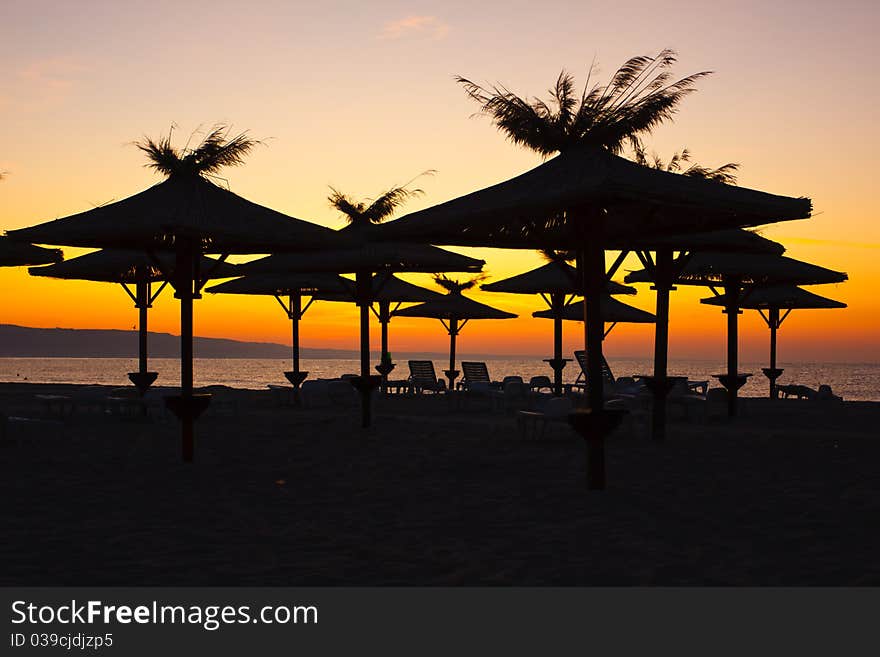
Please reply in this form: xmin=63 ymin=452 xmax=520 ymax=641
xmin=572 ymin=350 xmax=616 ymax=394
xmin=459 ymin=362 xmax=501 ymax=391
xmin=529 ymin=375 xmax=553 ymax=394
xmin=407 ymin=361 xmax=447 ymax=394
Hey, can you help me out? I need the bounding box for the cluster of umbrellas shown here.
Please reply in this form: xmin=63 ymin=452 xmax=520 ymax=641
xmin=2 ymin=128 xmax=847 ymax=491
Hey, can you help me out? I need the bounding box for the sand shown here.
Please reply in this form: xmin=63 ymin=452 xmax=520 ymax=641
xmin=2 ymin=381 xmax=879 ymax=585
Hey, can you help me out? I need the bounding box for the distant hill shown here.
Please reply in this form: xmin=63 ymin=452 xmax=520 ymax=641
xmin=0 ymin=324 xmax=546 ymax=360
xmin=0 ymin=324 xmax=355 ymax=359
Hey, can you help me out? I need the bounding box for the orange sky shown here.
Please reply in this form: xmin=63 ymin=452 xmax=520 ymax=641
xmin=1 ymin=1 xmax=877 ymax=363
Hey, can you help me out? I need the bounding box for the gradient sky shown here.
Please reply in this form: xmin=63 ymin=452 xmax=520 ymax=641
xmin=1 ymin=0 xmax=877 ymax=363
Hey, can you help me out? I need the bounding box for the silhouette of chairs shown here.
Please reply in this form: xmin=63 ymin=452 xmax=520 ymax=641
xmin=459 ymin=361 xmax=502 ymax=391
xmin=407 ymin=360 xmax=447 ymax=394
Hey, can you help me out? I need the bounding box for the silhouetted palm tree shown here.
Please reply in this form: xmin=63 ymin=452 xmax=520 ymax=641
xmin=135 ymin=124 xmax=260 ymax=179
xmin=328 ymin=172 xmax=434 ymax=227
xmin=457 ymin=49 xmax=710 ymax=156
xmin=433 ymin=273 xmax=488 ymax=294
xmin=628 ymin=138 xmax=739 ymax=183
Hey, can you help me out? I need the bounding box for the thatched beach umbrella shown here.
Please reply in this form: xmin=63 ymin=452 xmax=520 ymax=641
xmin=482 ymin=257 xmax=634 ymax=395
xmin=0 ymin=237 xmax=63 ymax=267
xmin=205 ymin=272 xmax=352 ymax=392
xmin=533 ymin=295 xmax=656 ymax=327
xmin=313 ymin=273 xmax=444 ymax=387
xmin=29 ymin=249 xmax=237 ymax=393
xmin=701 ymin=285 xmax=846 ymax=398
xmin=392 ymin=276 xmax=517 ymax=389
xmin=380 ymin=147 xmax=811 ymax=487
xmin=628 ymin=228 xmax=785 ymax=441
xmin=239 ymin=223 xmax=483 ymax=427
xmin=6 ymin=126 xmax=340 ymax=461
xmin=626 ymin=252 xmax=847 ymax=416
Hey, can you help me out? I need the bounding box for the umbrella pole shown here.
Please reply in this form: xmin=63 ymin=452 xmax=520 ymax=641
xmin=769 ymin=307 xmax=779 ymax=399
xmin=723 ymin=279 xmax=742 ymax=417
xmin=551 ymin=292 xmax=565 ymax=396
xmin=175 ymin=239 xmax=197 ymax=462
xmin=291 ymin=293 xmax=301 ymax=376
xmin=569 ymin=217 xmax=619 ymax=491
xmin=282 ymin=294 xmax=309 ymax=396
xmin=355 ymin=270 xmax=375 ymax=428
xmin=138 ymin=280 xmax=149 ymax=375
xmin=375 ymin=300 xmax=396 ymax=393
xmin=447 ymin=318 xmax=458 ymax=391
xmin=127 ymin=275 xmax=159 ymax=395
xmin=650 ymin=249 xmax=674 ymax=443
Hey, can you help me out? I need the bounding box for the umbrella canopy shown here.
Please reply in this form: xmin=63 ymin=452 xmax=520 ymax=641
xmin=392 ymin=292 xmax=517 ymax=321
xmin=0 ymin=237 xmax=62 ymax=267
xmin=313 ymin=273 xmax=445 ymax=303
xmin=5 ymin=175 xmax=339 ymax=253
xmin=625 ymin=252 xmax=847 ymax=286
xmin=481 ymin=261 xmax=634 ymax=295
xmin=533 ymin=297 xmax=656 ymax=324
xmin=393 ymin=290 xmax=516 ymax=390
xmin=702 ymin=285 xmax=846 ymax=400
xmin=700 ymin=285 xmax=847 ymax=310
xmin=239 ymin=241 xmax=484 ymax=275
xmin=642 ymin=228 xmax=786 ymax=255
xmin=378 ymin=146 xmax=811 ymax=249
xmin=206 ymin=272 xmax=351 ymax=297
xmin=27 ymin=248 xmax=238 ymax=283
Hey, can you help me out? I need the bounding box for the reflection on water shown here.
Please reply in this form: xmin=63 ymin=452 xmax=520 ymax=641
xmin=0 ymin=357 xmax=877 ymax=401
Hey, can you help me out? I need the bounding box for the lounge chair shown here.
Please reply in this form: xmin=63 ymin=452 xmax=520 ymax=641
xmin=572 ymin=350 xmax=617 ymax=395
xmin=407 ymin=360 xmax=447 ymax=394
xmin=529 ymin=375 xmax=553 ymax=393
xmin=459 ymin=361 xmax=502 ymax=391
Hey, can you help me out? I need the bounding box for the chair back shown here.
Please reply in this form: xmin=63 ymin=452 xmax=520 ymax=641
xmin=573 ymin=350 xmax=616 ymax=386
xmin=461 ymin=361 xmax=491 ymax=385
xmin=529 ymin=375 xmax=553 ymax=392
xmin=408 ymin=360 xmax=439 ymax=386
xmin=501 ymin=375 xmax=523 ymax=386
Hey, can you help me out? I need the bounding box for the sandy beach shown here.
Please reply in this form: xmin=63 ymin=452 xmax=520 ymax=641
xmin=2 ymin=382 xmax=878 ymax=586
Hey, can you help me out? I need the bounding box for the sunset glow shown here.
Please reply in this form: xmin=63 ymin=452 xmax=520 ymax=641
xmin=2 ymin=1 xmax=876 ymax=362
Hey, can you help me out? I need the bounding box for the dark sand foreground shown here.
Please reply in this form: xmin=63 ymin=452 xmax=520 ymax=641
xmin=2 ymin=382 xmax=879 ymax=585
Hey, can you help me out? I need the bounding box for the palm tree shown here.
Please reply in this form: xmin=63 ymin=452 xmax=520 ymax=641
xmin=327 ymin=172 xmax=434 ymax=227
xmin=628 ymin=138 xmax=739 ymax=183
xmin=135 ymin=123 xmax=260 ymax=180
xmin=458 ymin=51 xmax=712 ymax=488
xmin=432 ymin=273 xmax=488 ymax=294
xmin=456 ymin=49 xmax=710 ymax=156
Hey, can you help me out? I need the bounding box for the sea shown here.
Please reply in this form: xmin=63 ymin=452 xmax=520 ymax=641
xmin=0 ymin=357 xmax=878 ymax=402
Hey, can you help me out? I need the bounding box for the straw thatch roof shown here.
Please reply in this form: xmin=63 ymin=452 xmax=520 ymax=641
xmin=205 ymin=272 xmax=351 ymax=297
xmin=700 ymin=285 xmax=846 ymax=310
xmin=28 ymin=249 xmax=238 ymax=283
xmin=0 ymin=237 xmax=62 ymax=267
xmin=392 ymin=292 xmax=517 ymax=321
xmin=533 ymin=297 xmax=656 ymax=323
xmin=314 ymin=273 xmax=445 ymax=303
xmin=481 ymin=261 xmax=634 ymax=295
xmin=640 ymin=228 xmax=785 ymax=254
xmin=5 ymin=176 xmax=340 ymax=253
xmin=625 ymin=252 xmax=847 ymax=286
xmin=240 ymin=242 xmax=484 ymax=275
xmin=378 ymin=146 xmax=811 ymax=249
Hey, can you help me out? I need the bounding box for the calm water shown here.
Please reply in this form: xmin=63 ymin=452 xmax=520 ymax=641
xmin=1 ymin=357 xmax=878 ymax=401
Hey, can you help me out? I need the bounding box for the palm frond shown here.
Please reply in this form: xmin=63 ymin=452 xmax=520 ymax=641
xmin=135 ymin=123 xmax=261 ymax=178
xmin=433 ymin=272 xmax=488 ymax=293
xmin=329 ymin=171 xmax=434 ymax=225
xmin=626 ymin=139 xmax=740 ymax=185
xmin=539 ymin=248 xmax=577 ymax=263
xmin=458 ymin=51 xmax=711 ymax=156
